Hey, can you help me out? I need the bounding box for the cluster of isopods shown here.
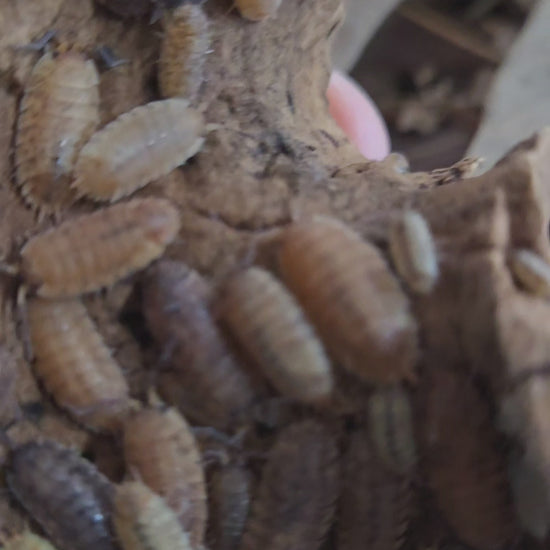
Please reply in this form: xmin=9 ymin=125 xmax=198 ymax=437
xmin=3 ymin=1 xmax=550 ymax=550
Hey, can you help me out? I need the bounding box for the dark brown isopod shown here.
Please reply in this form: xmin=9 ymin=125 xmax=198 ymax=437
xmin=336 ymin=429 xmax=412 ymax=550
xmin=142 ymin=260 xmax=258 ymax=429
xmin=278 ymin=217 xmax=418 ymax=384
xmin=123 ymin=405 xmax=207 ymax=547
xmin=208 ymin=463 xmax=251 ymax=550
xmin=21 ymin=198 xmax=180 ymax=298
xmin=418 ymin=367 xmax=519 ymax=550
xmin=6 ymin=440 xmax=116 ymax=550
xmin=94 ymin=0 xmax=152 ymax=18
xmin=15 ymin=52 xmax=99 ymax=215
xmin=240 ymin=420 xmax=340 ymax=550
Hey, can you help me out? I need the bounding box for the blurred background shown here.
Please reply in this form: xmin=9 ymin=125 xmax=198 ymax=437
xmin=332 ymin=0 xmax=548 ymax=170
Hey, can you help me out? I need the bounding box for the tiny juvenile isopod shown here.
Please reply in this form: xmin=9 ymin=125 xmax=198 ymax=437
xmin=388 ymin=209 xmax=439 ymax=294
xmin=27 ymin=296 xmax=132 ymax=432
xmin=159 ymin=3 xmax=210 ymax=102
xmin=207 ymin=463 xmax=252 ymax=550
xmin=510 ymin=249 xmax=550 ymax=298
xmin=418 ymin=367 xmax=519 ymax=550
xmin=217 ymin=266 xmax=333 ymax=404
xmin=367 ymin=385 xmax=416 ymax=475
xmin=142 ymin=260 xmax=258 ymax=429
xmin=73 ymin=99 xmax=204 ymax=202
xmin=7 ymin=440 xmax=116 ymax=550
xmin=123 ymin=405 xmax=207 ymax=547
xmin=15 ymin=51 xmax=99 ymax=215
xmin=2 ymin=532 xmax=59 ymax=550
xmin=20 ymin=198 xmax=180 ymax=298
xmin=277 ymin=217 xmax=418 ymax=384
xmin=336 ymin=429 xmax=412 ymax=550
xmin=240 ymin=420 xmax=340 ymax=550
xmin=114 ymin=481 xmax=193 ymax=550
xmin=235 ymin=0 xmax=282 ymax=21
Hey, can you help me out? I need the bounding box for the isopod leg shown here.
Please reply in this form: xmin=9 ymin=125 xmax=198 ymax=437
xmin=16 ymin=30 xmax=57 ymax=53
xmin=95 ymin=46 xmax=129 ymax=71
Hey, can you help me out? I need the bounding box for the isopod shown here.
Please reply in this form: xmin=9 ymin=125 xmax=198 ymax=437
xmin=367 ymin=385 xmax=416 ymax=475
xmin=7 ymin=440 xmax=116 ymax=550
xmin=21 ymin=198 xmax=180 ymax=298
xmin=94 ymin=0 xmax=152 ymax=18
xmin=27 ymin=296 xmax=132 ymax=432
xmin=208 ymin=463 xmax=252 ymax=550
xmin=418 ymin=367 xmax=519 ymax=550
xmin=277 ymin=217 xmax=418 ymax=384
xmin=2 ymin=532 xmax=59 ymax=550
xmin=114 ymin=481 xmax=192 ymax=550
xmin=72 ymin=99 xmax=204 ymax=202
xmin=217 ymin=266 xmax=333 ymax=404
xmin=123 ymin=405 xmax=207 ymax=547
xmin=15 ymin=52 xmax=99 ymax=215
xmin=240 ymin=420 xmax=340 ymax=550
xmin=336 ymin=429 xmax=412 ymax=550
xmin=388 ymin=209 xmax=439 ymax=294
xmin=235 ymin=0 xmax=282 ymax=21
xmin=159 ymin=3 xmax=210 ymax=101
xmin=510 ymin=249 xmax=550 ymax=298
xmin=142 ymin=260 xmax=258 ymax=429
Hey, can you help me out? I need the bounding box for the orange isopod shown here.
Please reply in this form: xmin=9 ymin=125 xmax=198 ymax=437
xmin=15 ymin=51 xmax=99 ymax=215
xmin=142 ymin=260 xmax=258 ymax=429
xmin=159 ymin=3 xmax=210 ymax=102
xmin=123 ymin=405 xmax=207 ymax=547
xmin=20 ymin=198 xmax=180 ymax=298
xmin=72 ymin=99 xmax=204 ymax=202
xmin=277 ymin=217 xmax=418 ymax=384
xmin=114 ymin=481 xmax=193 ymax=550
xmin=217 ymin=266 xmax=333 ymax=404
xmin=240 ymin=420 xmax=340 ymax=550
xmin=418 ymin=367 xmax=519 ymax=550
xmin=235 ymin=0 xmax=282 ymax=21
xmin=27 ymin=296 xmax=132 ymax=432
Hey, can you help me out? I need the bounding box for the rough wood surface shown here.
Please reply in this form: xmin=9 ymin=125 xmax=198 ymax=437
xmin=1 ymin=0 xmax=550 ymax=545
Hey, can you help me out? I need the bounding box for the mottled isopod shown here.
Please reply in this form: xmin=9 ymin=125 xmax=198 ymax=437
xmin=240 ymin=420 xmax=340 ymax=550
xmin=27 ymin=296 xmax=131 ymax=432
xmin=208 ymin=463 xmax=251 ymax=550
xmin=388 ymin=209 xmax=439 ymax=294
xmin=510 ymin=249 xmax=550 ymax=298
xmin=15 ymin=52 xmax=99 ymax=214
xmin=73 ymin=99 xmax=204 ymax=202
xmin=7 ymin=440 xmax=116 ymax=550
xmin=123 ymin=405 xmax=207 ymax=547
xmin=278 ymin=217 xmax=418 ymax=384
xmin=418 ymin=367 xmax=519 ymax=550
xmin=2 ymin=532 xmax=59 ymax=550
xmin=142 ymin=260 xmax=258 ymax=429
xmin=336 ymin=429 xmax=412 ymax=550
xmin=114 ymin=481 xmax=192 ymax=550
xmin=367 ymin=385 xmax=416 ymax=475
xmin=217 ymin=266 xmax=333 ymax=404
xmin=159 ymin=3 xmax=210 ymax=101
xmin=21 ymin=198 xmax=180 ymax=298
xmin=235 ymin=0 xmax=282 ymax=21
